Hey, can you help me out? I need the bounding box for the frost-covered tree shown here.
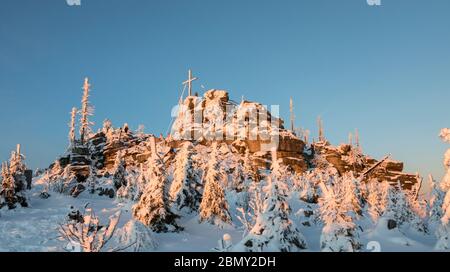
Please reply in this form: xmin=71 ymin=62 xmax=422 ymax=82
xmin=404 ymin=178 xmax=428 ymax=233
xmin=236 ymin=175 xmax=307 ymax=252
xmin=199 ymin=143 xmax=232 ymax=226
xmin=102 ymin=119 xmax=112 ymax=135
xmin=113 ymin=220 xmax=158 ymax=252
xmin=59 ymin=207 xmax=121 ymax=252
xmin=112 ymin=151 xmax=127 ymax=190
xmin=378 ymin=180 xmax=391 ymax=214
xmin=231 ymin=157 xmax=246 ymax=192
xmin=236 ymin=180 xmax=265 ymax=236
xmin=347 ymin=145 xmax=365 ymax=171
xmin=319 ymin=182 xmax=361 ymax=252
xmin=342 ymin=173 xmax=363 ymax=217
xmin=169 ymin=142 xmax=202 ymax=212
xmin=68 ymin=107 xmax=77 ymax=148
xmin=382 ymin=183 xmax=418 ymax=229
xmin=428 ymin=174 xmax=444 ymax=225
xmin=0 ymin=162 xmax=16 ymax=209
xmin=43 ymin=159 xmax=79 ymax=196
xmin=439 ymin=128 xmax=450 ymax=192
xmin=79 ymin=77 xmax=94 ymax=144
xmin=367 ymin=180 xmax=383 ymax=223
xmin=435 ymin=128 xmax=450 ymax=250
xmin=235 ymin=152 xmax=307 ymax=252
xmin=136 ymin=124 xmax=145 ymax=138
xmin=270 ymin=152 xmax=293 ymax=186
xmin=297 ymin=175 xmax=317 ymax=204
xmin=102 ymin=119 xmax=114 ymax=143
xmin=228 ymin=150 xmax=254 ymax=211
xmin=116 ymin=165 xmax=142 ymax=202
xmin=0 ymin=146 xmax=28 ymax=209
xmin=132 ymin=150 xmax=182 ymax=233
xmin=9 ymin=146 xmax=26 ymax=175
xmin=243 ymin=149 xmax=256 ymax=184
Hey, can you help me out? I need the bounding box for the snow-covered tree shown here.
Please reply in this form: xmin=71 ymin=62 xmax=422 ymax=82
xmin=79 ymin=77 xmax=94 ymax=144
xmin=428 ymin=174 xmax=444 ymax=225
xmin=102 ymin=119 xmax=114 ymax=143
xmin=68 ymin=107 xmax=77 ymax=148
xmin=439 ymin=128 xmax=450 ymax=192
xmin=236 ymin=174 xmax=307 ymax=252
xmin=435 ymin=128 xmax=450 ymax=250
xmin=113 ymin=220 xmax=158 ymax=252
xmin=0 ymin=145 xmax=29 ymax=209
xmin=136 ymin=124 xmax=145 ymax=138
xmin=347 ymin=145 xmax=365 ymax=171
xmin=132 ymin=151 xmax=182 ymax=233
xmin=404 ymin=178 xmax=428 ymax=233
xmin=377 ymin=180 xmax=391 ymax=214
xmin=243 ymin=149 xmax=256 ymax=184
xmin=236 ymin=180 xmax=265 ymax=236
xmin=9 ymin=146 xmax=26 ymax=175
xmin=231 ymin=157 xmax=246 ymax=192
xmin=367 ymin=180 xmax=383 ymax=223
xmin=297 ymin=174 xmax=317 ymax=204
xmin=169 ymin=141 xmax=202 ymax=212
xmin=116 ymin=165 xmax=142 ymax=202
xmin=59 ymin=207 xmax=121 ymax=252
xmin=319 ymin=182 xmax=361 ymax=252
xmin=199 ymin=143 xmax=232 ymax=226
xmin=228 ymin=149 xmax=254 ymax=211
xmin=382 ymin=183 xmax=420 ymax=230
xmin=112 ymin=151 xmax=127 ymax=190
xmin=102 ymin=119 xmax=112 ymax=134
xmin=270 ymin=152 xmax=293 ymax=185
xmin=0 ymin=162 xmax=16 ymax=209
xmin=341 ymin=173 xmax=363 ymax=217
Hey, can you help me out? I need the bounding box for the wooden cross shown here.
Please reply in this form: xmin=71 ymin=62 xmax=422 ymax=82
xmin=182 ymin=69 xmax=197 ymax=97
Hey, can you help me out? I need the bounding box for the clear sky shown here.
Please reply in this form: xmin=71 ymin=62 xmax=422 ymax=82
xmin=0 ymin=0 xmax=449 ymax=182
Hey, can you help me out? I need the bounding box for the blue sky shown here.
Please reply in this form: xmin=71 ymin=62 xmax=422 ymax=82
xmin=0 ymin=0 xmax=449 ymax=181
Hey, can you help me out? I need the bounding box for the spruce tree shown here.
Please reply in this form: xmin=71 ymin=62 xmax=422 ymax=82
xmin=435 ymin=128 xmax=450 ymax=250
xmin=366 ymin=180 xmax=382 ymax=223
xmin=199 ymin=143 xmax=232 ymax=226
xmin=236 ymin=152 xmax=307 ymax=252
xmin=112 ymin=151 xmax=127 ymax=190
xmin=0 ymin=162 xmax=15 ymax=208
xmin=169 ymin=141 xmax=202 ymax=212
xmin=428 ymin=175 xmax=444 ymax=225
xmin=237 ymin=175 xmax=307 ymax=252
xmin=132 ymin=151 xmax=182 ymax=233
xmin=342 ymin=173 xmax=363 ymax=217
xmin=319 ymin=182 xmax=361 ymax=252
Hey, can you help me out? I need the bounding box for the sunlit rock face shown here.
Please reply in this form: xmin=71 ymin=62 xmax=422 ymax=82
xmin=312 ymin=141 xmax=418 ymax=189
xmin=168 ymin=90 xmax=307 ymax=174
xmin=47 ymin=89 xmax=417 ymax=191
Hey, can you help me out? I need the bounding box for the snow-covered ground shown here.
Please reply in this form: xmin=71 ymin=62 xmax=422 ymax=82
xmin=0 ymin=178 xmax=439 ymax=252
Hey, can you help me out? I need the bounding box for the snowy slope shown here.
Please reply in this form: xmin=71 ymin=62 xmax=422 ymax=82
xmin=0 ymin=177 xmax=439 ymax=252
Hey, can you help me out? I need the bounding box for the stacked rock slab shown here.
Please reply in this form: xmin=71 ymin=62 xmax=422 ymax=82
xmin=169 ymin=89 xmax=308 ymax=173
xmin=312 ymin=141 xmax=417 ymax=189
xmin=169 ymin=90 xmax=417 ymax=188
xmin=51 ymin=89 xmax=417 ymax=191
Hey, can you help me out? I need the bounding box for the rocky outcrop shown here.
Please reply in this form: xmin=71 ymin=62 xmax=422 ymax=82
xmin=50 ymin=89 xmax=417 ymax=191
xmin=311 ymin=141 xmax=417 ymax=188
